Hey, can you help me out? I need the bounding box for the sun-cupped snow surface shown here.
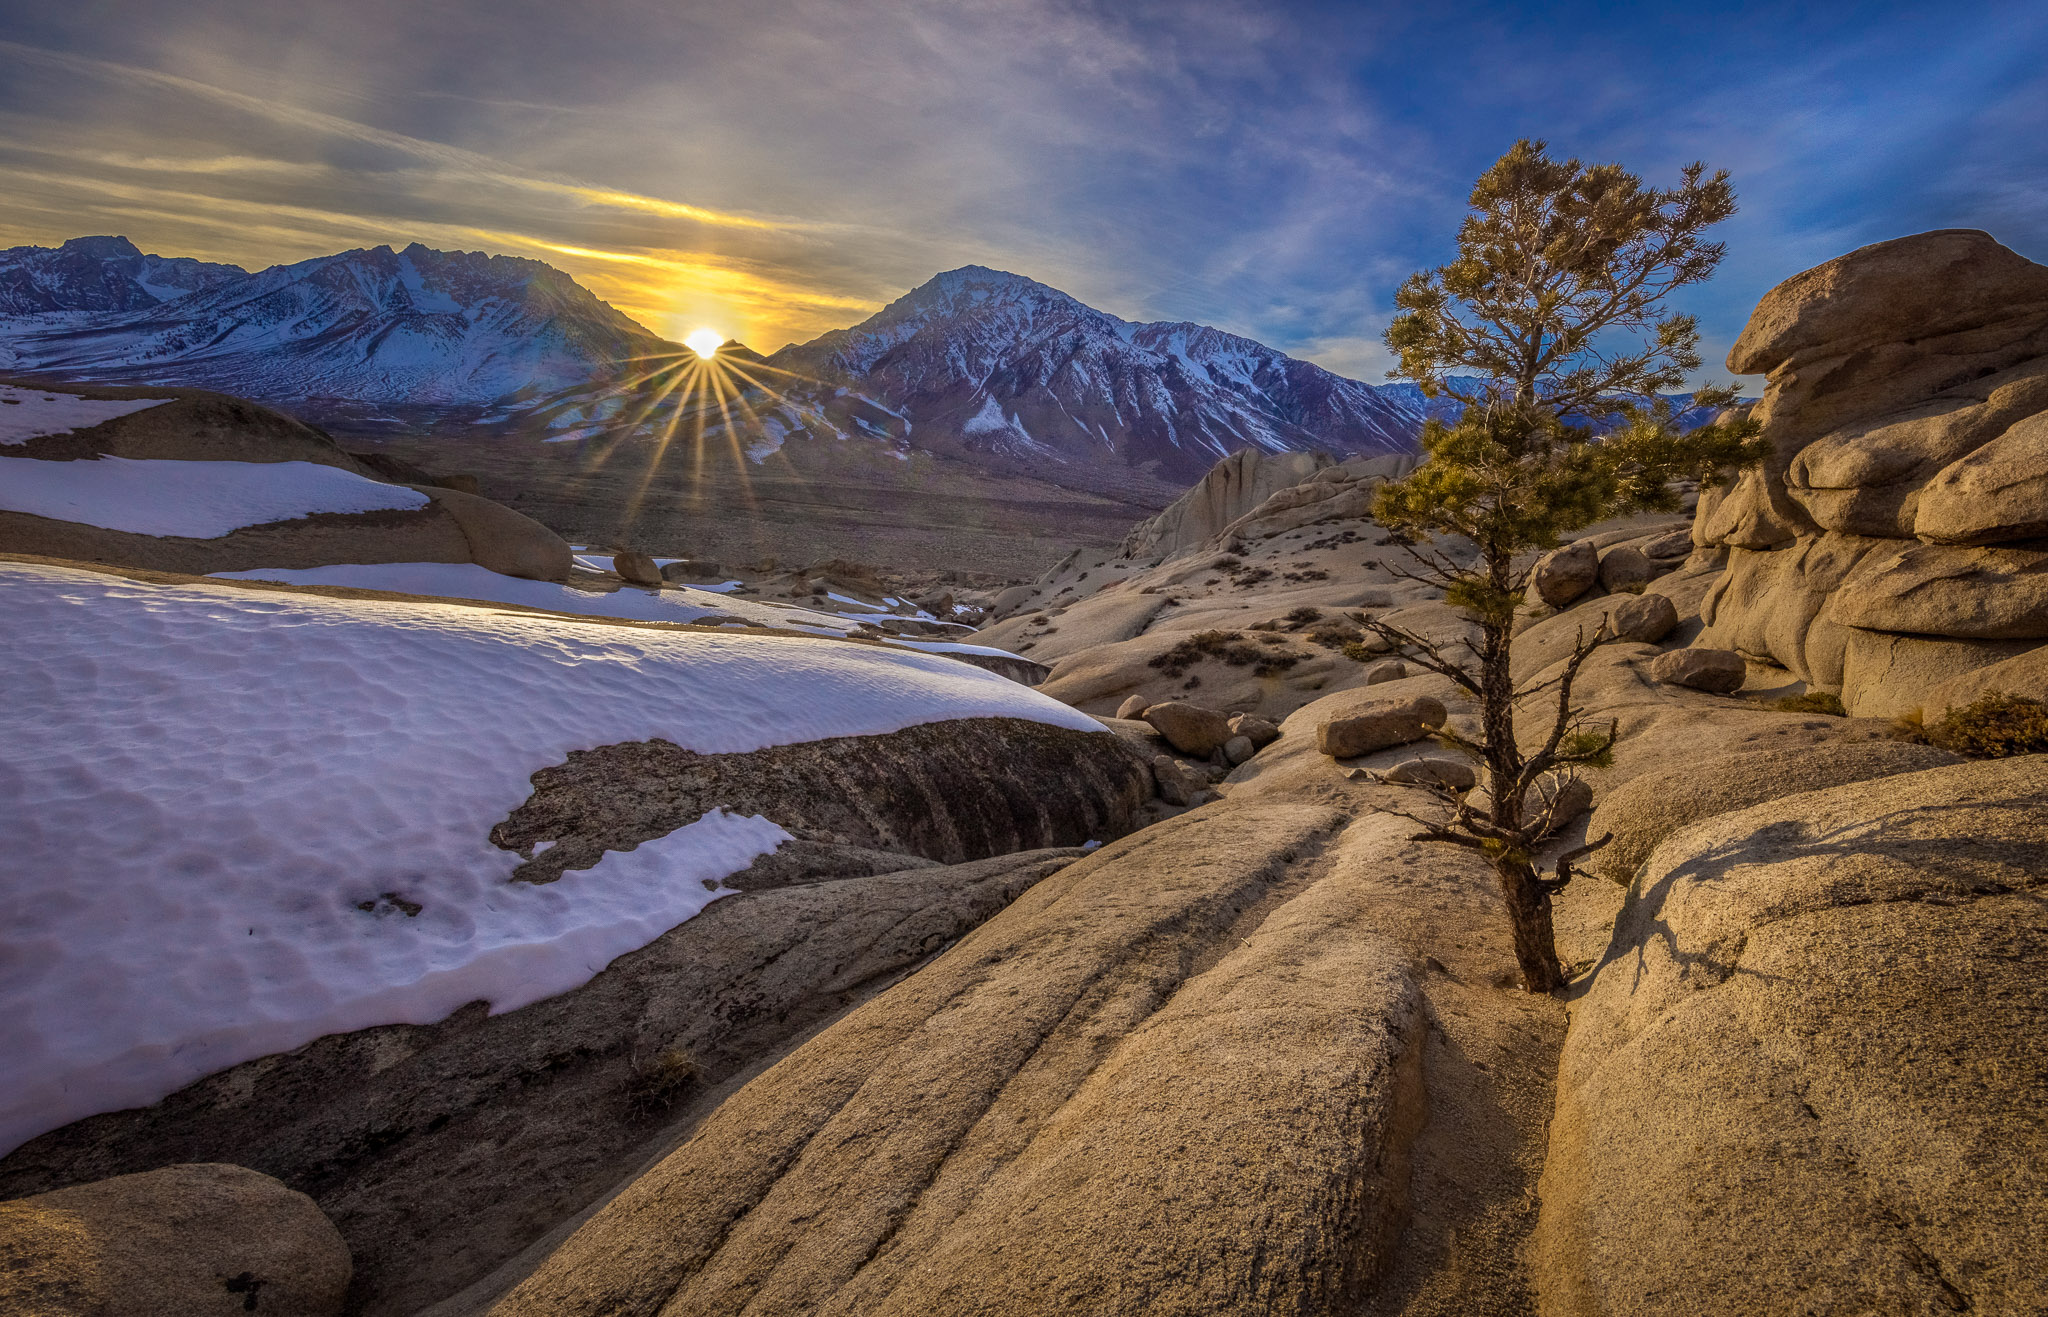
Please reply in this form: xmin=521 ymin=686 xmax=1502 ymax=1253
xmin=211 ymin=561 xmax=866 ymax=633
xmin=0 ymin=386 xmax=174 ymax=445
xmin=0 ymin=457 xmax=429 ymax=538
xmin=0 ymin=562 xmax=1105 ymax=1155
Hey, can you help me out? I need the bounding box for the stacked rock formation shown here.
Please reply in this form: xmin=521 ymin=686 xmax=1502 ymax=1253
xmin=1695 ymin=229 xmax=2048 ymax=716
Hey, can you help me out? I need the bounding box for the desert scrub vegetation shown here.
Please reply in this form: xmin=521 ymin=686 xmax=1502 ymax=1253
xmin=1146 ymin=629 xmax=1308 ymax=680
xmin=1898 ymin=693 xmax=2048 ymax=758
xmin=624 ymin=1045 xmax=701 ymax=1118
xmin=1764 ymin=691 xmax=1847 ymax=716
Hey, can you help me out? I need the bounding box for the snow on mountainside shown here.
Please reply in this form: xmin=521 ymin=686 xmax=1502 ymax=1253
xmin=0 ymin=241 xmax=1725 ymax=488
xmin=766 ymin=266 xmax=1428 ymax=481
xmin=0 ymin=236 xmax=246 ymax=315
xmin=0 ymin=238 xmax=674 ymax=405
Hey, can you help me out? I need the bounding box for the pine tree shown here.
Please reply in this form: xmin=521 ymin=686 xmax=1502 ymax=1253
xmin=1364 ymin=139 xmax=1768 ymax=992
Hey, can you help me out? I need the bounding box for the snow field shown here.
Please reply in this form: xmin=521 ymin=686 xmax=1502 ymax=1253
xmin=0 ymin=562 xmax=1104 ymax=1155
xmin=0 ymin=456 xmax=430 ymax=538
xmin=0 ymin=386 xmax=175 ymax=445
xmin=212 ymin=561 xmax=867 ymax=633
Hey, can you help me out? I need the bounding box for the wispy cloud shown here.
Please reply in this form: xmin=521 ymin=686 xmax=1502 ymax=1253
xmin=1 ymin=2 xmax=2045 ymax=371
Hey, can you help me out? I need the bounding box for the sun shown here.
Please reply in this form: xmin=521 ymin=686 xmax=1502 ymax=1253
xmin=683 ymin=328 xmax=723 ymax=360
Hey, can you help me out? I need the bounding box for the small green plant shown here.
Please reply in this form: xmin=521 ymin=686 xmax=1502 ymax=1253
xmin=1341 ymin=641 xmax=1388 ymax=664
xmin=1767 ymin=690 xmax=1847 ymax=717
xmin=624 ymin=1045 xmax=700 ymax=1118
xmin=1922 ymin=692 xmax=2048 ymax=758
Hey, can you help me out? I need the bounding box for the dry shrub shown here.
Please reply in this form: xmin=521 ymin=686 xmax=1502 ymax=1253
xmin=1767 ymin=691 xmax=1847 ymax=717
xmin=624 ymin=1045 xmax=700 ymax=1118
xmin=1922 ymin=692 xmax=2048 ymax=758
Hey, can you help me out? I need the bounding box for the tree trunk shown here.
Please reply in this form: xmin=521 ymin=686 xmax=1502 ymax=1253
xmin=1494 ymin=852 xmax=1566 ymax=992
xmin=1479 ymin=534 xmax=1566 ymax=993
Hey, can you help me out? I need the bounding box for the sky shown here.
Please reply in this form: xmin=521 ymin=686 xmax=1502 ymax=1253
xmin=1 ymin=0 xmax=2044 ymax=385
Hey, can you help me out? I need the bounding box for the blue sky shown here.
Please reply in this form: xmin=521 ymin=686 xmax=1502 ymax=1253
xmin=1 ymin=0 xmax=2042 ymax=384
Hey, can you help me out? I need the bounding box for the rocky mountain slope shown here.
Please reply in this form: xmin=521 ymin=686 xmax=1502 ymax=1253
xmin=0 ymin=235 xmax=245 ymax=314
xmin=766 ymin=266 xmax=1438 ymax=482
xmin=0 ymin=238 xmax=673 ymax=406
xmin=0 ymin=240 xmax=1444 ymax=487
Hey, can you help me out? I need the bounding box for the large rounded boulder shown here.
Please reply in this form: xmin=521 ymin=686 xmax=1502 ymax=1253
xmin=0 ymin=1163 xmax=351 ymax=1316
xmin=1585 ymin=740 xmax=1964 ymax=882
xmin=1539 ymin=755 xmax=2048 ymax=1316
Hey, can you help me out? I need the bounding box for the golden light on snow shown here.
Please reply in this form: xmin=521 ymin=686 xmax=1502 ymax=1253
xmin=684 ymin=328 xmax=723 ymax=359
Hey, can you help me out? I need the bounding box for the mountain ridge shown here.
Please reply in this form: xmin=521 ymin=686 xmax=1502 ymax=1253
xmin=0 ymin=236 xmax=673 ymax=406
xmin=765 ymin=264 xmax=1434 ymax=480
xmin=0 ymin=238 xmax=1718 ymax=489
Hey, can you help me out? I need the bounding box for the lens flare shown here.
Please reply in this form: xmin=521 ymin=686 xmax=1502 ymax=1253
xmin=684 ymin=328 xmax=723 ymax=359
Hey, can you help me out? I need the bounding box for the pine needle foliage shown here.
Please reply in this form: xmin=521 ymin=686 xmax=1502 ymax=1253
xmin=1360 ymin=140 xmax=1768 ymax=993
xmin=1386 ymin=138 xmax=1738 ymax=412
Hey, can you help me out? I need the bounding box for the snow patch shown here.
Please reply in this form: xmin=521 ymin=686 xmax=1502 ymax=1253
xmin=961 ymin=393 xmax=1010 ymax=435
xmin=0 ymin=562 xmax=1107 ymax=1154
xmin=0 ymin=457 xmax=430 ymax=538
xmin=211 ymin=562 xmax=858 ymax=633
xmin=0 ymin=386 xmax=174 ymax=445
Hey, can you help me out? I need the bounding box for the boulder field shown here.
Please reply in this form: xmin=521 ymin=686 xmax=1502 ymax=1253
xmin=4 ymin=230 xmax=2046 ymax=1316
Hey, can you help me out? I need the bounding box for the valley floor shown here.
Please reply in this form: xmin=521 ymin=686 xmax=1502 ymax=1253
xmin=334 ymin=426 xmax=1180 ymax=582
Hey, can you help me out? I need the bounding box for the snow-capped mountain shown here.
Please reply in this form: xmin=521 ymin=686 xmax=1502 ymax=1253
xmin=0 ymin=238 xmax=672 ymax=405
xmin=0 ymin=236 xmax=246 ymax=315
xmin=0 ymin=240 xmax=1721 ymax=489
xmin=766 ymin=266 xmax=1429 ymax=481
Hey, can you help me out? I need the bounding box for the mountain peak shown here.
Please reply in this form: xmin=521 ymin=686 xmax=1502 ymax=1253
xmin=0 ymin=236 xmax=672 ymax=404
xmin=60 ymin=235 xmax=144 ymax=260
xmin=767 ymin=265 xmax=1423 ymax=480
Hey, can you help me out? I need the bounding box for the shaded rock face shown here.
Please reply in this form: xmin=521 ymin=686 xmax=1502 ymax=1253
xmin=0 ymin=1162 xmax=351 ymax=1316
xmin=1538 ymin=755 xmax=2048 ymax=1317
xmin=0 ymin=851 xmax=1087 ymax=1317
xmin=938 ymin=649 xmax=1050 ymax=687
xmin=490 ymin=717 xmax=1151 ymax=884
xmin=1697 ymin=230 xmax=2048 ymax=715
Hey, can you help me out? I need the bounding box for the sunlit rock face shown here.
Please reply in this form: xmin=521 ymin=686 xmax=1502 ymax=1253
xmin=1695 ymin=229 xmax=2048 ymax=716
